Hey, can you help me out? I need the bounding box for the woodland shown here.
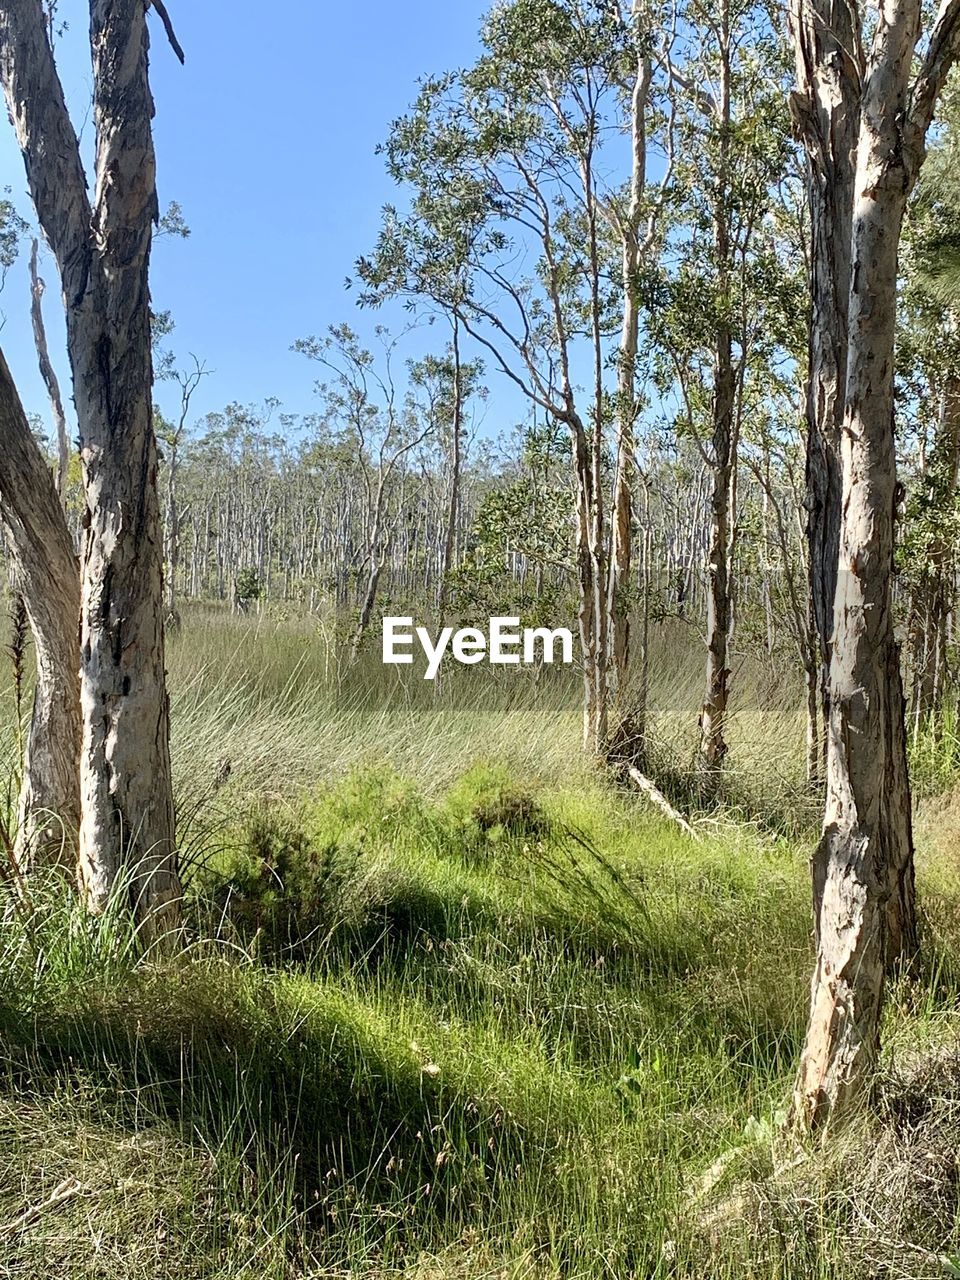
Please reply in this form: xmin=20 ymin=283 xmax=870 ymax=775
xmin=2 ymin=0 xmax=960 ymax=1275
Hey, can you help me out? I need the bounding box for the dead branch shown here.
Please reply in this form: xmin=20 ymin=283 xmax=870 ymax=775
xmin=626 ymin=766 xmax=701 ymax=840
xmin=149 ymin=0 xmax=185 ymax=64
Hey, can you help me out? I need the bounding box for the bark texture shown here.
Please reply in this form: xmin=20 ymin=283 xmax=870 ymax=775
xmin=699 ymin=5 xmax=736 ymax=774
xmin=0 ymin=348 xmax=81 ymax=869
xmin=788 ymin=0 xmax=859 ymax=786
xmin=0 ymin=0 xmax=181 ymax=938
xmin=29 ymin=238 xmax=70 ymax=500
xmin=700 ymin=337 xmax=735 ymax=772
xmin=791 ymin=0 xmax=960 ymax=1130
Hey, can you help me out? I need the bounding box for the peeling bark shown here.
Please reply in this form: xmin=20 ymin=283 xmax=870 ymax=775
xmin=788 ymin=0 xmax=860 ymax=785
xmin=0 ymin=0 xmax=181 ymax=940
xmin=0 ymin=347 xmax=80 ymax=869
xmin=791 ymin=0 xmax=960 ymax=1129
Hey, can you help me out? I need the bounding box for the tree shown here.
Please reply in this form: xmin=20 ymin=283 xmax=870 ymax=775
xmin=651 ymin=0 xmax=792 ymax=773
xmin=295 ymin=325 xmax=438 ymax=656
xmin=0 ymin=347 xmax=80 ymax=869
xmin=362 ymin=0 xmax=680 ymax=752
xmin=157 ymin=355 xmax=209 ymax=629
xmin=790 ymin=0 xmax=960 ymax=1131
xmin=0 ymin=1 xmax=183 ymax=938
xmin=899 ymin=88 xmax=960 ymax=736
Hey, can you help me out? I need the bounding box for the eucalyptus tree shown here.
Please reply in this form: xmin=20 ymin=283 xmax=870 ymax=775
xmin=295 ymin=325 xmax=440 ymax=656
xmin=650 ymin=0 xmax=792 ymax=771
xmin=0 ymin=348 xmax=80 ymax=869
xmin=899 ymin=90 xmax=960 ymax=733
xmin=0 ymin=0 xmax=183 ymax=937
xmin=156 ymin=355 xmax=209 ymax=629
xmin=361 ymin=0 xmax=677 ymax=752
xmin=451 ymin=419 xmax=575 ymax=624
xmin=598 ymin=1 xmax=677 ymax=704
xmin=789 ymin=0 xmax=960 ymax=1131
xmin=407 ymin=346 xmax=486 ymax=620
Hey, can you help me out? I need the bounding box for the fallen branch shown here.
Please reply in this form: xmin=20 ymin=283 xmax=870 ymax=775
xmin=0 ymin=1176 xmax=84 ymax=1237
xmin=626 ymin=766 xmax=701 ymax=841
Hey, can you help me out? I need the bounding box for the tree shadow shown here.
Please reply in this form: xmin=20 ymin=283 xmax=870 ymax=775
xmin=0 ymin=972 xmax=532 ymax=1254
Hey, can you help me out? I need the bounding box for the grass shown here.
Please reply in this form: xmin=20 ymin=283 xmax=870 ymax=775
xmin=0 ymin=603 xmax=959 ymax=1277
xmin=0 ymin=773 xmax=815 ymax=1278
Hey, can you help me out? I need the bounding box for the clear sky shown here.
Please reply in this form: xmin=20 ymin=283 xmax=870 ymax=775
xmin=0 ymin=0 xmax=491 ymax=436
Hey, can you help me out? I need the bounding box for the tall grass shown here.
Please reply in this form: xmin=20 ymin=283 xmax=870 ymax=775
xmin=0 ymin=765 xmax=817 ymax=1278
xmin=166 ymin=605 xmax=816 ymax=840
xmin=1 ymin=605 xmax=959 ymax=1277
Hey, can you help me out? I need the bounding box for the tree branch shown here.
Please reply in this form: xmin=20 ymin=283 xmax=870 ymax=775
xmin=906 ymin=0 xmax=960 ymax=181
xmin=0 ymin=0 xmax=92 ymax=305
xmin=148 ymin=0 xmax=185 ymax=64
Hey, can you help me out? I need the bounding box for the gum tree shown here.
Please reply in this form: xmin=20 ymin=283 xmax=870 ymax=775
xmin=0 ymin=1 xmax=183 ymax=937
xmin=361 ymin=0 xmax=676 ymax=752
xmin=790 ymin=0 xmax=960 ymax=1130
xmin=651 ymin=0 xmax=793 ymax=772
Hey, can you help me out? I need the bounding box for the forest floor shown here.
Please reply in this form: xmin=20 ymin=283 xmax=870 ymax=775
xmin=2 ymin=607 xmax=960 ymax=1278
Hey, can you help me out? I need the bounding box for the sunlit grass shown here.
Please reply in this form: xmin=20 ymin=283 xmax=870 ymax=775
xmin=0 ymin=604 xmax=959 ymax=1277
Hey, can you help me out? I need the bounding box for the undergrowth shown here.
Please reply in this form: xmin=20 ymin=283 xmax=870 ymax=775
xmin=0 ymin=609 xmax=959 ymax=1276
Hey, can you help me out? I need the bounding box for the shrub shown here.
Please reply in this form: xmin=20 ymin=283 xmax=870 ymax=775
xmin=444 ymin=764 xmax=549 ymax=852
xmin=194 ymin=800 xmax=372 ymax=957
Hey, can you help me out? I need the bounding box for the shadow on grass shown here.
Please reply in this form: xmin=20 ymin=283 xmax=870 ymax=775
xmin=0 ymin=970 xmax=530 ymax=1255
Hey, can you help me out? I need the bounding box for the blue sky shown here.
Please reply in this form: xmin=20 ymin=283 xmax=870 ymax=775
xmin=0 ymin=0 xmax=491 ymax=436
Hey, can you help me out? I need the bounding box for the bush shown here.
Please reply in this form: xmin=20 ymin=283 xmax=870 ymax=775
xmin=444 ymin=763 xmax=549 ymax=852
xmin=194 ymin=800 xmax=372 ymax=957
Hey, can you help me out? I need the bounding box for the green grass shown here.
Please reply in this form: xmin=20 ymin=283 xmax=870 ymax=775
xmin=0 ymin=769 xmax=815 ymax=1278
xmin=0 ymin=605 xmax=959 ymax=1277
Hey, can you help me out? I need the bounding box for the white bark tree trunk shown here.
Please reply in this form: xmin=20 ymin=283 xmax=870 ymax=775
xmin=0 ymin=0 xmax=181 ymax=940
xmin=607 ymin=30 xmax=654 ymax=706
xmin=791 ymin=0 xmax=960 ymax=1129
xmin=0 ymin=348 xmax=80 ymax=869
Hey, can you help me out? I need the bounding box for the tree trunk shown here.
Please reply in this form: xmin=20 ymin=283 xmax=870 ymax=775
xmin=164 ymin=441 xmax=181 ymax=627
xmin=792 ymin=11 xmax=935 ymax=1124
xmin=607 ymin=39 xmax=653 ymax=695
xmin=0 ymin=1 xmax=182 ymax=939
xmin=0 ymin=347 xmax=81 ymax=869
xmin=569 ymin=408 xmax=601 ymax=751
xmin=352 ymin=556 xmax=384 ymax=660
xmin=698 ymin=0 xmax=738 ymax=776
xmin=700 ymin=336 xmax=735 ymax=772
xmin=436 ymin=317 xmax=462 ymax=623
xmin=29 ymin=237 xmax=70 ymax=502
xmin=788 ymin=0 xmax=859 ymax=787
